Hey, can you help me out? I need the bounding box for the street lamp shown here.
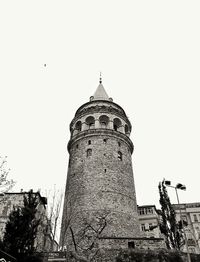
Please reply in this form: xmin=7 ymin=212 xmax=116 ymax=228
xmin=163 ymin=179 xmax=191 ymax=262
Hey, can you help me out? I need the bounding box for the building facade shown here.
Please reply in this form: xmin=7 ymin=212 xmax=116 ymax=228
xmin=138 ymin=203 xmax=200 ymax=254
xmin=173 ymin=202 xmax=200 ymax=254
xmin=138 ymin=205 xmax=162 ymax=239
xmin=0 ymin=191 xmax=55 ymax=252
xmin=60 ymin=80 xmax=142 ymax=252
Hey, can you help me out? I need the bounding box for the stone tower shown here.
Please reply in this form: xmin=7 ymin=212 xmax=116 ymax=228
xmin=60 ymin=78 xmax=141 ymax=251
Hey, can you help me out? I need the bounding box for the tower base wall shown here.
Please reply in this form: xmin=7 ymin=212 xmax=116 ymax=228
xmin=98 ymin=237 xmax=166 ymax=250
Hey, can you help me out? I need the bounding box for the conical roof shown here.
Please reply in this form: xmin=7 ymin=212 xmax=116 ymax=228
xmin=93 ymin=83 xmax=109 ymax=101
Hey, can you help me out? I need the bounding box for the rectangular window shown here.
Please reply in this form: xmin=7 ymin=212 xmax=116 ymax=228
xmin=141 ymin=224 xmax=145 ymax=231
xmin=193 ymin=214 xmax=198 ymax=222
xmin=182 ymin=215 xmax=187 ymax=223
xmin=139 ymin=209 xmax=145 ymax=215
xmin=128 ymin=242 xmax=135 ymax=249
xmin=147 ymin=208 xmax=153 ymax=214
xmin=149 ymin=223 xmax=152 ymax=229
xmin=189 ymin=247 xmax=195 ymax=253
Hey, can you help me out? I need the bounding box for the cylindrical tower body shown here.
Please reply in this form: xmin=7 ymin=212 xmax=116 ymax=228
xmin=60 ymin=82 xmax=141 ymax=251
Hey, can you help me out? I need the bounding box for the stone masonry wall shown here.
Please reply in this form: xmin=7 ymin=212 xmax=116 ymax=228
xmin=61 ymin=130 xmax=141 ymax=249
xmin=98 ymin=238 xmax=166 ymax=250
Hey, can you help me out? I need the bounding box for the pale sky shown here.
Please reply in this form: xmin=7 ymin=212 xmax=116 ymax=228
xmin=1 ymin=1 xmax=200 ymax=213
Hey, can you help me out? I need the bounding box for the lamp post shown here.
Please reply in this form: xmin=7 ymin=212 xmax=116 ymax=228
xmin=163 ymin=180 xmax=191 ymax=262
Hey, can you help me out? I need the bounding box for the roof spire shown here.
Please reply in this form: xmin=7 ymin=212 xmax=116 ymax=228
xmin=99 ymin=72 xmax=102 ymax=84
xmin=91 ymin=73 xmax=110 ymax=101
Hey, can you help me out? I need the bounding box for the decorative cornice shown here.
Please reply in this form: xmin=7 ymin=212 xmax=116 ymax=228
xmin=75 ymin=100 xmax=127 ymax=118
xmin=68 ymin=129 xmax=134 ymax=154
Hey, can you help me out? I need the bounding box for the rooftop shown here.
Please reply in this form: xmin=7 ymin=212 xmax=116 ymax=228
xmin=92 ymin=83 xmax=110 ymax=101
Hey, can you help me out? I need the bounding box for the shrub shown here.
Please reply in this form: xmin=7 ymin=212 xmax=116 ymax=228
xmin=19 ymin=253 xmax=44 ymax=262
xmin=115 ymin=249 xmax=184 ymax=262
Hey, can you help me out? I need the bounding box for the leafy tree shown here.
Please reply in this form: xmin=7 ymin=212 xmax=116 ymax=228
xmin=3 ymin=190 xmax=41 ymax=260
xmin=158 ymin=180 xmax=183 ymax=250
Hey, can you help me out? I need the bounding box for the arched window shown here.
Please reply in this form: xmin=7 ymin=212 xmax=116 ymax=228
xmin=99 ymin=115 xmax=109 ymax=128
xmin=87 ymin=149 xmax=92 ymax=157
xmin=85 ymin=116 xmax=95 ymax=129
xmin=75 ymin=121 xmax=82 ymax=132
xmin=118 ymin=151 xmax=122 ymax=161
xmin=113 ymin=118 xmax=122 ymax=131
xmin=125 ymin=124 xmax=129 ymax=134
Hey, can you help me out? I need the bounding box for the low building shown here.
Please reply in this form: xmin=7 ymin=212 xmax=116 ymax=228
xmin=137 ymin=205 xmax=162 ymax=239
xmin=138 ymin=203 xmax=200 ymax=254
xmin=172 ymin=202 xmax=200 ymax=254
xmin=0 ymin=191 xmax=57 ymax=252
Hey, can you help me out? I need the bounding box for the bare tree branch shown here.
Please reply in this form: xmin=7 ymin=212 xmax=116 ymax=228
xmin=60 ymin=196 xmax=77 ymax=250
xmin=69 ymin=226 xmax=77 ymax=252
xmin=0 ymin=156 xmax=15 ymax=195
xmin=66 ymin=211 xmax=110 ymax=261
xmin=45 ymin=186 xmax=63 ymax=251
